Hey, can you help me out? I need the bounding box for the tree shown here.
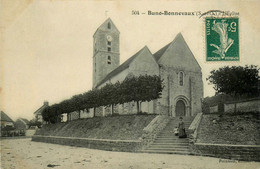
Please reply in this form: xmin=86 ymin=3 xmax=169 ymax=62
xmin=121 ymin=75 xmax=164 ymax=112
xmin=207 ymin=65 xmax=259 ymax=97
xmin=28 ymin=118 xmax=42 ymax=128
xmin=41 ymin=75 xmax=164 ymax=122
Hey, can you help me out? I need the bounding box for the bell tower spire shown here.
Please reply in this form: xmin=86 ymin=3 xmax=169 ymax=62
xmin=93 ymin=18 xmax=120 ymax=88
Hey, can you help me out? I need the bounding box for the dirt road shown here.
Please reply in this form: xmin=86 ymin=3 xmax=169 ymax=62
xmin=1 ymin=138 xmax=259 ymax=169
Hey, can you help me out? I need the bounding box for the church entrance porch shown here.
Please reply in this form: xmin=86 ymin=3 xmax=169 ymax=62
xmin=176 ymin=100 xmax=186 ymax=116
xmin=172 ymin=95 xmax=191 ymax=117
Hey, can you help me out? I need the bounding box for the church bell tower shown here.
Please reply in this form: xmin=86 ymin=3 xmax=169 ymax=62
xmin=93 ymin=18 xmax=120 ymax=88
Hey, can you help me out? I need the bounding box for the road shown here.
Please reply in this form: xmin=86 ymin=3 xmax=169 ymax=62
xmin=1 ymin=138 xmax=259 ymax=169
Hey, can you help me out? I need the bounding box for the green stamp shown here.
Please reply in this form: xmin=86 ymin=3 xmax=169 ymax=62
xmin=205 ymin=17 xmax=239 ymax=61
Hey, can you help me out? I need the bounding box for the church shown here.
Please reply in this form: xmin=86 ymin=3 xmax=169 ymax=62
xmin=91 ymin=18 xmax=203 ymax=117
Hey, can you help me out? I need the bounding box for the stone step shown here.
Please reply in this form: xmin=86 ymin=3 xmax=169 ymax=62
xmin=158 ymin=133 xmax=191 ymax=136
xmin=153 ymin=138 xmax=189 ymax=141
xmin=154 ymin=140 xmax=189 ymax=144
xmin=157 ymin=135 xmax=190 ymax=137
xmin=143 ymin=117 xmax=194 ymax=156
xmin=151 ymin=142 xmax=189 ymax=146
xmin=141 ymin=150 xmax=192 ymax=155
xmin=149 ymin=145 xmax=189 ymax=149
xmin=154 ymin=138 xmax=189 ymax=141
xmin=146 ymin=148 xmax=189 ymax=152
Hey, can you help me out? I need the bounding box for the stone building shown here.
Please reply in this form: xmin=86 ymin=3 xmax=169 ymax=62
xmin=91 ymin=18 xmax=203 ymax=117
xmin=14 ymin=118 xmax=29 ymax=129
xmin=33 ymin=101 xmax=49 ymax=123
xmin=0 ymin=111 xmax=14 ymax=128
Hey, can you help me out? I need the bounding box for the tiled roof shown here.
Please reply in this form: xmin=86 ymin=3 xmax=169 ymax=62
xmin=153 ymin=42 xmax=172 ymax=62
xmin=0 ymin=111 xmax=14 ymax=122
xmin=153 ymin=33 xmax=183 ymax=62
xmin=95 ymin=46 xmax=148 ymax=88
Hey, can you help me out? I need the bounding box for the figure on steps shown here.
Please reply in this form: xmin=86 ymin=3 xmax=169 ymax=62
xmin=178 ymin=117 xmax=187 ymax=138
xmin=173 ymin=126 xmax=179 ymax=136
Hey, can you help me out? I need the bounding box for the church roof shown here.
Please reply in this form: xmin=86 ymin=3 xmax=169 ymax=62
xmin=95 ymin=46 xmax=149 ymax=88
xmin=153 ymin=41 xmax=172 ymax=62
xmin=93 ymin=18 xmax=120 ymax=37
xmin=154 ymin=33 xmax=201 ymax=70
xmin=1 ymin=111 xmax=14 ymax=122
xmin=153 ymin=33 xmax=185 ymax=62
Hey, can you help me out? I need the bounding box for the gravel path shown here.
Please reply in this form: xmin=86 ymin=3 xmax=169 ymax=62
xmin=1 ymin=138 xmax=259 ymax=169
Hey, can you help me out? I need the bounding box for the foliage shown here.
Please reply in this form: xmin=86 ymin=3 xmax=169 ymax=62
xmin=207 ymin=65 xmax=259 ymax=97
xmin=28 ymin=118 xmax=42 ymax=128
xmin=42 ymin=75 xmax=164 ymax=123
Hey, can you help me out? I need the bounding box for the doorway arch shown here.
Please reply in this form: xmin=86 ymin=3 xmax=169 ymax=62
xmin=173 ymin=95 xmax=190 ymax=117
xmin=176 ymin=100 xmax=186 ymax=116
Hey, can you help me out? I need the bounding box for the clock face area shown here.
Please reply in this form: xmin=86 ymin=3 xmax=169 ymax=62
xmin=107 ymin=35 xmax=113 ymax=42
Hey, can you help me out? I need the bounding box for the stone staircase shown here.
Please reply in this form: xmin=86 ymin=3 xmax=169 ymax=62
xmin=142 ymin=116 xmax=194 ymax=155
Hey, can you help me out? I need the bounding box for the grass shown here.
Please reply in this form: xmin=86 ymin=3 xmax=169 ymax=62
xmin=197 ymin=112 xmax=260 ymax=145
xmin=35 ymin=115 xmax=156 ymax=140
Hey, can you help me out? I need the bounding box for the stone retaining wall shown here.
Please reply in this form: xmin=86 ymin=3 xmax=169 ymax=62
xmin=191 ymin=143 xmax=260 ymax=162
xmin=32 ymin=135 xmax=141 ymax=152
xmin=188 ymin=113 xmax=202 ymax=143
xmin=209 ymin=105 xmax=218 ymax=113
xmin=225 ymin=98 xmax=260 ymax=113
xmin=208 ymin=98 xmax=260 ymax=114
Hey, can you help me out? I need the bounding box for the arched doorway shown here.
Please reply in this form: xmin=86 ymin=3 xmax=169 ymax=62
xmin=175 ymin=100 xmax=186 ymax=116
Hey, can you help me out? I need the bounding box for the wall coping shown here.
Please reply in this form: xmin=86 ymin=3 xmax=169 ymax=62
xmin=224 ymin=97 xmax=260 ymax=105
xmin=33 ymin=135 xmax=141 ymax=143
xmin=195 ymin=142 xmax=260 ymax=148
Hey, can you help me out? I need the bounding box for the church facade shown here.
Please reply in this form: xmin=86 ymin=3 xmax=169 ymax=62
xmin=92 ymin=18 xmax=203 ymax=117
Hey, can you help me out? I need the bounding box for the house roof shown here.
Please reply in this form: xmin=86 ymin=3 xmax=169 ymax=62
xmin=34 ymin=104 xmax=48 ymax=115
xmin=153 ymin=33 xmax=184 ymax=62
xmin=95 ymin=46 xmax=149 ymax=88
xmin=1 ymin=111 xmax=14 ymax=122
xmin=19 ymin=118 xmax=29 ymax=124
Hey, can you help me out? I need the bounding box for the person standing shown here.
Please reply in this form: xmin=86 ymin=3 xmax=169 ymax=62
xmin=178 ymin=117 xmax=187 ymax=138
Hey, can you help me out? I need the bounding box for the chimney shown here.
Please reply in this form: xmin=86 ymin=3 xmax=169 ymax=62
xmin=44 ymin=101 xmax=49 ymax=106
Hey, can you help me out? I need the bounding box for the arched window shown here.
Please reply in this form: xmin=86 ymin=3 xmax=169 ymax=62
xmin=179 ymin=72 xmax=184 ymax=86
xmin=108 ymin=22 xmax=111 ymax=29
xmin=107 ymin=55 xmax=111 ymax=64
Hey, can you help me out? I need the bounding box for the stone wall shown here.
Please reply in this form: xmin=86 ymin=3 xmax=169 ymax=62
xmin=208 ymin=98 xmax=260 ymax=113
xmin=68 ymin=109 xmax=94 ymax=121
xmin=188 ymin=113 xmax=202 ymax=143
xmin=224 ymin=98 xmax=260 ymax=113
xmin=158 ymin=66 xmax=203 ymax=117
xmin=209 ymin=105 xmax=218 ymax=113
xmin=191 ymin=143 xmax=260 ymax=161
xmin=32 ymin=135 xmax=141 ymax=152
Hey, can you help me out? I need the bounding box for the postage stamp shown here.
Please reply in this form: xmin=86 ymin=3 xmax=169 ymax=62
xmin=205 ymin=17 xmax=239 ymax=61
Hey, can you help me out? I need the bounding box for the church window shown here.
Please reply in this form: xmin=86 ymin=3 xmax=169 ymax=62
xmin=107 ymin=41 xmax=111 ymax=46
xmin=108 ymin=47 xmax=111 ymax=52
xmin=179 ymin=72 xmax=184 ymax=86
xmin=107 ymin=56 xmax=111 ymax=64
xmin=108 ymin=22 xmax=111 ymax=29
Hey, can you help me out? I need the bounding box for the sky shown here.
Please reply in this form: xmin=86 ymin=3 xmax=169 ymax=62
xmin=1 ymin=0 xmax=260 ymax=121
